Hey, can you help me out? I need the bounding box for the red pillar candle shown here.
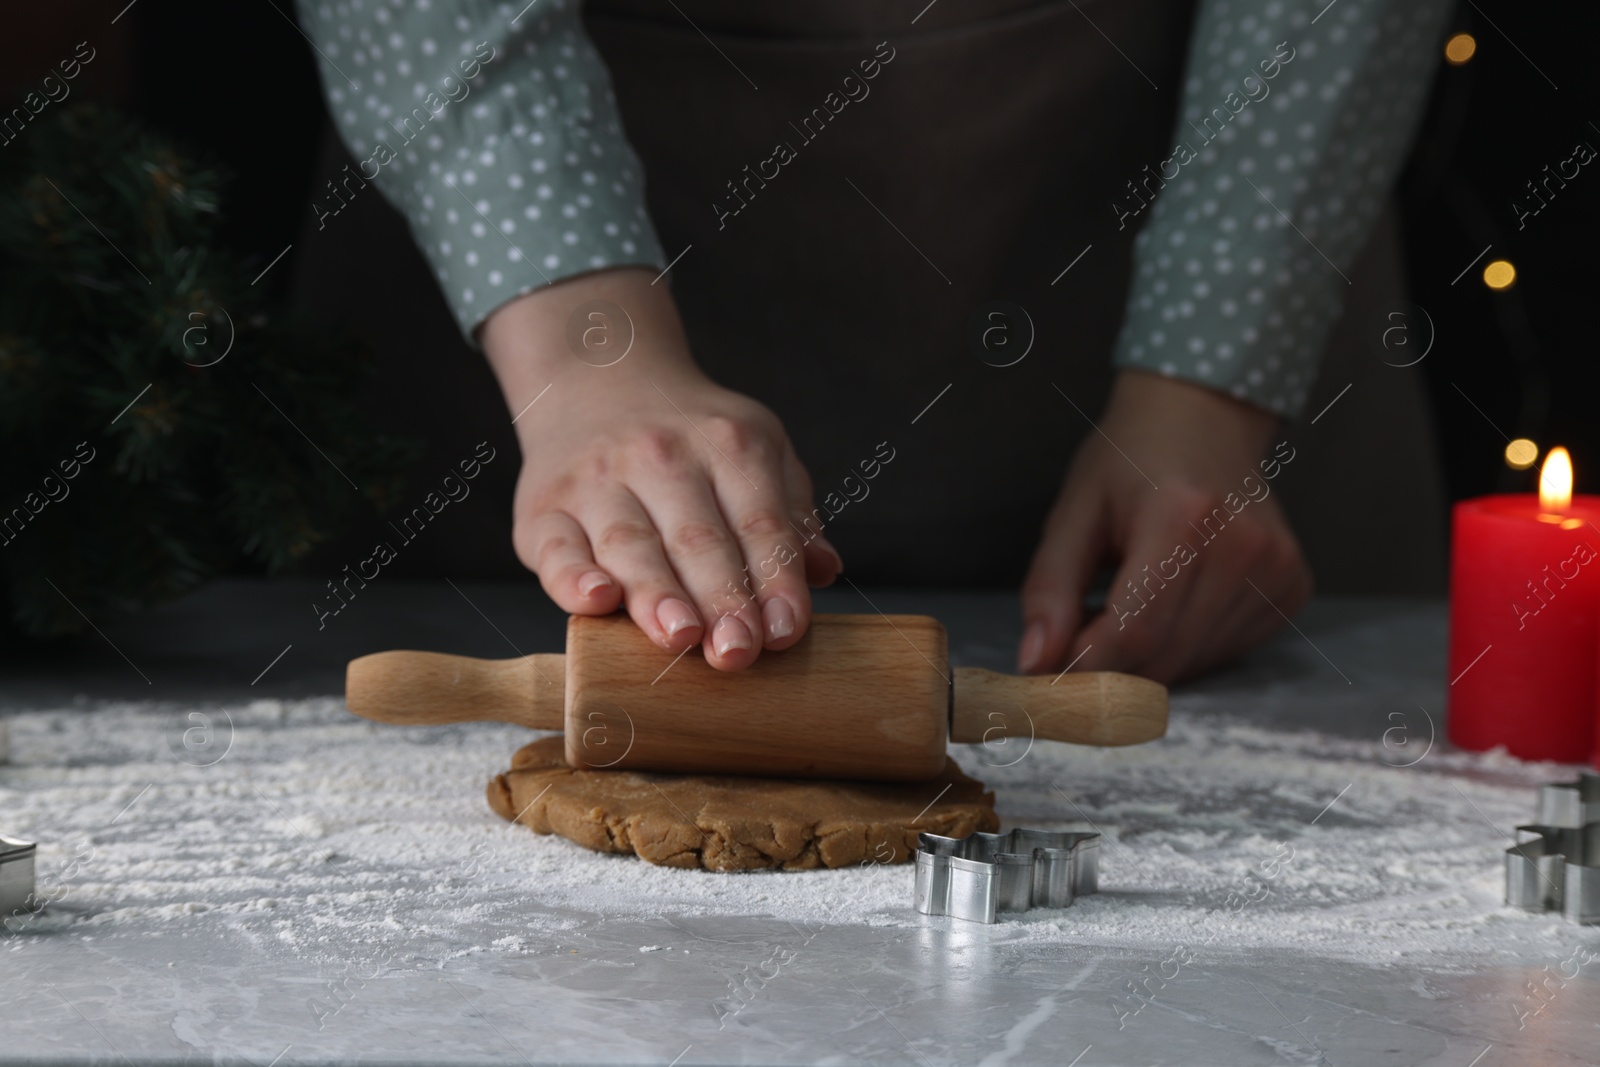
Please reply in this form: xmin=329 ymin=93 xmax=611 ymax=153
xmin=1447 ymin=448 xmax=1600 ymax=762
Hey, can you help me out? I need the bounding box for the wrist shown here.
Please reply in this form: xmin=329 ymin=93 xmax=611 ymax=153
xmin=479 ymin=268 xmax=704 ymax=424
xmin=1105 ymin=369 xmax=1279 ymax=461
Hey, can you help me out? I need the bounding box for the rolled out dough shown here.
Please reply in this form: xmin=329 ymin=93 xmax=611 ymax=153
xmin=487 ymin=737 xmax=999 ymax=872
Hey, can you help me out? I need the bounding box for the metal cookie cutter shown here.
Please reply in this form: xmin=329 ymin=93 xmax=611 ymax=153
xmin=1505 ymin=771 xmax=1599 ymax=925
xmin=1 ymin=832 xmax=37 ymax=916
xmin=914 ymin=828 xmax=1100 ymax=924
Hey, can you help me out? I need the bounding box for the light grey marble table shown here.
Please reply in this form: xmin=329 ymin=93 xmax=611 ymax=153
xmin=1 ymin=582 xmax=1597 ymax=1066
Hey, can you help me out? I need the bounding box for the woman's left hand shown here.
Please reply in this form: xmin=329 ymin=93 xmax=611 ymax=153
xmin=1018 ymin=369 xmax=1313 ymax=684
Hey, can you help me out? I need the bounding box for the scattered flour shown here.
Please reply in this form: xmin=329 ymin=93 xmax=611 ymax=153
xmin=0 ymin=697 xmax=1588 ymax=972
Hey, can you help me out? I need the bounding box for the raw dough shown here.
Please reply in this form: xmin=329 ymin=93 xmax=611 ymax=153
xmin=487 ymin=737 xmax=999 ymax=872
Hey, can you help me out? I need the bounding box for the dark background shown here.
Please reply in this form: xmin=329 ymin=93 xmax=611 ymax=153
xmin=6 ymin=0 xmax=1596 ymax=565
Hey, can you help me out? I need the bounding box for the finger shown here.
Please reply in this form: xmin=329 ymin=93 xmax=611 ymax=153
xmin=1134 ymin=529 xmax=1250 ymax=683
xmin=1231 ymin=580 xmax=1305 ymax=660
xmin=1177 ymin=576 xmax=1261 ymax=679
xmin=580 ymin=488 xmax=704 ymax=653
xmin=517 ymin=509 xmax=623 ymax=615
xmin=1067 ymin=524 xmax=1199 ymax=682
xmin=630 ymin=466 xmax=765 ymax=672
xmin=1182 ymin=600 xmax=1283 ymax=681
xmin=1018 ymin=480 xmax=1110 ymax=674
xmin=1166 ymin=511 xmax=1312 ymax=680
xmin=1190 ymin=542 xmax=1313 ymax=677
xmin=780 ymin=444 xmax=842 ymax=587
xmin=711 ymin=457 xmax=814 ymax=652
xmin=791 ymin=510 xmax=845 ymax=587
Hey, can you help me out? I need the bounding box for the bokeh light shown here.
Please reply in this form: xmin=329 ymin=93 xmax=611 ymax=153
xmin=1483 ymin=259 xmax=1516 ymax=290
xmin=1504 ymin=438 xmax=1538 ymax=470
xmin=1444 ymin=33 xmax=1477 ymax=64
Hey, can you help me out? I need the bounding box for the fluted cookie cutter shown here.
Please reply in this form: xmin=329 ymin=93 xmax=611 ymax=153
xmin=914 ymin=828 xmax=1100 ymax=924
xmin=1505 ymin=771 xmax=1599 ymax=925
xmin=1 ymin=832 xmax=37 ymax=916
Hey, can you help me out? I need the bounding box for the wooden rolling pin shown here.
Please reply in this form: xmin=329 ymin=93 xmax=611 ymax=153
xmin=346 ymin=613 xmax=1167 ymax=782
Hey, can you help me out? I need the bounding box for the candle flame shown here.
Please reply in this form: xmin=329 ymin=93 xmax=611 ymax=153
xmin=1539 ymin=446 xmax=1573 ymax=513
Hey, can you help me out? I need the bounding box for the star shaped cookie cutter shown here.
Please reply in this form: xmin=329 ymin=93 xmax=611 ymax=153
xmin=1505 ymin=771 xmax=1599 ymax=925
xmin=913 ymin=828 xmax=1100 ymax=924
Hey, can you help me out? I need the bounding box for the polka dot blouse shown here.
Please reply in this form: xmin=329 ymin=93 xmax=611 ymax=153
xmin=296 ymin=0 xmax=1454 ymax=419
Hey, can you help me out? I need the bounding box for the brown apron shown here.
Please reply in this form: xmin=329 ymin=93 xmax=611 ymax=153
xmin=583 ymin=0 xmax=1199 ymax=586
xmin=581 ymin=0 xmax=1447 ymax=591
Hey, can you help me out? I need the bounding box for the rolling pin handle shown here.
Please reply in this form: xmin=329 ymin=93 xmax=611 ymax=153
xmin=345 ymin=651 xmax=565 ymax=730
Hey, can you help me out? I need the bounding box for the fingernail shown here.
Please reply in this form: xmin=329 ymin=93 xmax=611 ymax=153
xmin=763 ymin=597 xmax=795 ymax=642
xmin=712 ymin=614 xmax=753 ymax=657
xmin=656 ymin=598 xmax=699 ymax=638
xmin=1018 ymin=622 xmax=1047 ymax=673
xmin=577 ymin=571 xmax=614 ymax=598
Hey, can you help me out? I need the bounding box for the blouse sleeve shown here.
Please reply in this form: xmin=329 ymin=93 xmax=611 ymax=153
xmin=294 ymin=0 xmax=667 ymax=344
xmin=1110 ymin=0 xmax=1455 ymax=416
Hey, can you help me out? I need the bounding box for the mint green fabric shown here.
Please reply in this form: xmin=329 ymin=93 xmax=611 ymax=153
xmin=296 ymin=0 xmax=1452 ymax=415
xmin=1111 ymin=0 xmax=1454 ymax=415
xmin=295 ymin=0 xmax=666 ymax=342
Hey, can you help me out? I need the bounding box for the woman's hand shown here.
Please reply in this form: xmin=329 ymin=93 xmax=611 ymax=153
xmin=1018 ymin=370 xmax=1312 ymax=684
xmin=480 ymin=268 xmax=840 ymax=671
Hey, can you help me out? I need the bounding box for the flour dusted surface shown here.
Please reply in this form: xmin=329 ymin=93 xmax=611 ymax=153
xmin=0 ymin=697 xmax=1583 ymax=971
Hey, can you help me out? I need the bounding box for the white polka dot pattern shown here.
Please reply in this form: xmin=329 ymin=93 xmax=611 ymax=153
xmin=1113 ymin=0 xmax=1455 ymax=416
xmin=297 ymin=0 xmax=666 ymax=345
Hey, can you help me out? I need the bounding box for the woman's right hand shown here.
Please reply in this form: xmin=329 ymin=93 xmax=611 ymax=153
xmin=480 ymin=267 xmax=841 ymax=671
